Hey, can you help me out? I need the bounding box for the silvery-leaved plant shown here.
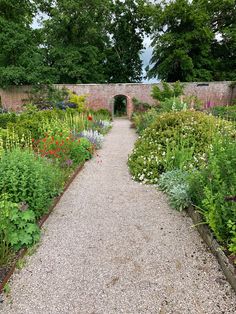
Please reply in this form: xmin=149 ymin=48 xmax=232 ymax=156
xmin=79 ymin=129 xmax=104 ymax=149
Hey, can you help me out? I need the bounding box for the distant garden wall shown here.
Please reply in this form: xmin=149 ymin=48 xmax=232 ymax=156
xmin=0 ymin=82 xmax=235 ymax=117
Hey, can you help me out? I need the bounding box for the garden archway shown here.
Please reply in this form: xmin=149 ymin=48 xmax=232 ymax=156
xmin=110 ymin=94 xmax=133 ymax=119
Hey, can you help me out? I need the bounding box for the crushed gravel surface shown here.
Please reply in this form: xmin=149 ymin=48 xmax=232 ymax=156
xmin=0 ymin=118 xmax=235 ymax=314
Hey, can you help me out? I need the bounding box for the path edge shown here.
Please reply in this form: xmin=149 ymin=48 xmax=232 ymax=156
xmin=186 ymin=206 xmax=236 ymax=293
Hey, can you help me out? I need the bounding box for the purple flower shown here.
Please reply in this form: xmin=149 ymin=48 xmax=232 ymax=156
xmin=64 ymin=159 xmax=73 ymax=167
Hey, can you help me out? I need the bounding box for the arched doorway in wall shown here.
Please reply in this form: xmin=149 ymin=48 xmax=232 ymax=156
xmin=114 ymin=95 xmax=127 ymax=117
xmin=110 ymin=94 xmax=133 ymax=119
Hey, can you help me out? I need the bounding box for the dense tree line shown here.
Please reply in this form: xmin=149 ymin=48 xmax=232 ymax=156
xmin=148 ymin=0 xmax=236 ymax=82
xmin=0 ymin=0 xmax=235 ymax=86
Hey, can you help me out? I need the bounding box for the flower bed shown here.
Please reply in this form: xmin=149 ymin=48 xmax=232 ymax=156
xmin=129 ymin=95 xmax=236 ymax=264
xmin=0 ymin=106 xmax=112 ymax=290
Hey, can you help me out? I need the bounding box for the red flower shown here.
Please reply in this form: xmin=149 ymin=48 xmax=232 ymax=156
xmin=32 ymin=138 xmax=35 ymax=142
xmin=88 ymin=115 xmax=93 ymax=121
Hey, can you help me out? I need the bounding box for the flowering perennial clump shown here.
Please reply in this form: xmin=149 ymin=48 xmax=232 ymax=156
xmin=78 ymin=129 xmax=104 ymax=149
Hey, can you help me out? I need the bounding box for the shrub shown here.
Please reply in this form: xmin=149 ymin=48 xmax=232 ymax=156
xmin=128 ymin=111 xmax=235 ymax=183
xmin=189 ymin=137 xmax=236 ymax=253
xmin=158 ymin=170 xmax=190 ymax=211
xmin=0 ymin=112 xmax=17 ymax=129
xmin=151 ymin=81 xmax=184 ymax=102
xmin=132 ymin=98 xmax=152 ymax=113
xmin=132 ymin=108 xmax=160 ymax=134
xmin=0 ymin=195 xmax=40 ymax=252
xmin=0 ymin=149 xmax=64 ymax=218
xmin=208 ymin=105 xmax=236 ymax=121
xmin=27 ymin=84 xmax=69 ymax=109
xmin=68 ymin=92 xmax=87 ymax=112
xmin=158 ymin=97 xmax=189 ymax=113
xmin=93 ymin=108 xmax=112 ymax=120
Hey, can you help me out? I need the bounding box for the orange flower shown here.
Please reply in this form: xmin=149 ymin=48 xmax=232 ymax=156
xmin=88 ymin=115 xmax=93 ymax=121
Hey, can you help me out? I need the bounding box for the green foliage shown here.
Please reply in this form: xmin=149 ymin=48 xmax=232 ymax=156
xmin=0 ymin=196 xmax=40 ymax=251
xmin=209 ymin=105 xmax=236 ymax=122
xmin=0 ymin=112 xmax=17 ymax=129
xmin=38 ymin=0 xmax=111 ymax=84
xmin=157 ymin=97 xmax=189 ymax=113
xmin=106 ymin=0 xmax=151 ymax=82
xmin=27 ymin=85 xmax=69 ymax=109
xmin=0 ymin=196 xmax=13 ymax=266
xmin=128 ymin=111 xmax=235 ymax=183
xmin=132 ymin=108 xmax=160 ymax=134
xmin=0 ymin=1 xmax=53 ymax=87
xmin=94 ymin=108 xmax=112 ymax=120
xmin=151 ymin=82 xmax=184 ymax=102
xmin=0 ymin=149 xmax=64 ymax=218
xmin=132 ymin=98 xmax=152 ymax=113
xmin=159 ymin=170 xmax=190 ymax=211
xmin=148 ymin=0 xmax=236 ymax=81
xmin=188 ymin=137 xmax=236 ymax=253
xmin=68 ymin=92 xmax=87 ymax=112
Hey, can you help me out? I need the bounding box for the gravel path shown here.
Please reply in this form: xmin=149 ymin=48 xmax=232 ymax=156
xmin=1 ymin=118 xmax=236 ymax=314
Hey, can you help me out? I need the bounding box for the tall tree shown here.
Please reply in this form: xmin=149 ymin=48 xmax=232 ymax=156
xmin=147 ymin=0 xmax=214 ymax=82
xmin=38 ymin=0 xmax=111 ymax=84
xmin=105 ymin=0 xmax=151 ymax=83
xmin=207 ymin=0 xmax=236 ymax=80
xmin=0 ymin=0 xmax=50 ymax=87
xmin=147 ymin=0 xmax=236 ymax=82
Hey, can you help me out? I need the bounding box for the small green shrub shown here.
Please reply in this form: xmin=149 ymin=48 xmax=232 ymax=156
xmin=0 ymin=112 xmax=17 ymax=129
xmin=0 ymin=149 xmax=64 ymax=218
xmin=68 ymin=92 xmax=87 ymax=112
xmin=189 ymin=138 xmax=236 ymax=253
xmin=158 ymin=97 xmax=189 ymax=113
xmin=0 ymin=195 xmax=40 ymax=252
xmin=151 ymin=81 xmax=184 ymax=102
xmin=158 ymin=170 xmax=190 ymax=211
xmin=132 ymin=108 xmax=160 ymax=134
xmin=209 ymin=105 xmax=236 ymax=121
xmin=132 ymin=98 xmax=152 ymax=113
xmin=128 ymin=111 xmax=235 ymax=183
xmin=93 ymin=108 xmax=112 ymax=120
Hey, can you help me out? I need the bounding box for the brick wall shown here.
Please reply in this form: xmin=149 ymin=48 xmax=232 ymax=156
xmin=0 ymin=82 xmax=235 ymax=117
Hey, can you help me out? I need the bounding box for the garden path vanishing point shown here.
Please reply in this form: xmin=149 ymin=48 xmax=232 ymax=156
xmin=1 ymin=118 xmax=236 ymax=314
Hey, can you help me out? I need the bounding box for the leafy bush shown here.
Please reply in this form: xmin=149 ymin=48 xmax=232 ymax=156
xmin=27 ymin=85 xmax=69 ymax=109
xmin=0 ymin=112 xmax=17 ymax=129
xmin=93 ymin=108 xmax=112 ymax=120
xmin=132 ymin=108 xmax=160 ymax=134
xmin=208 ymin=105 xmax=236 ymax=121
xmin=158 ymin=170 xmax=190 ymax=211
xmin=68 ymin=92 xmax=87 ymax=112
xmin=128 ymin=111 xmax=235 ymax=183
xmin=189 ymin=137 xmax=236 ymax=253
xmin=151 ymin=81 xmax=184 ymax=102
xmin=0 ymin=149 xmax=64 ymax=218
xmin=158 ymin=97 xmax=189 ymax=113
xmin=132 ymin=98 xmax=152 ymax=113
xmin=0 ymin=195 xmax=40 ymax=252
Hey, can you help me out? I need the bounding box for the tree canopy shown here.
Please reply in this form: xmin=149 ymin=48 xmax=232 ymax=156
xmin=147 ymin=0 xmax=236 ymax=82
xmin=0 ymin=0 xmax=235 ymax=86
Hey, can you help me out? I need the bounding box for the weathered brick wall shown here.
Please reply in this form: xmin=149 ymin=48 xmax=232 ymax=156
xmin=0 ymin=82 xmax=235 ymax=117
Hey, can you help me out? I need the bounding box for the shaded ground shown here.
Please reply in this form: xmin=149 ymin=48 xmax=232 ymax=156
xmin=0 ymin=119 xmax=235 ymax=313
